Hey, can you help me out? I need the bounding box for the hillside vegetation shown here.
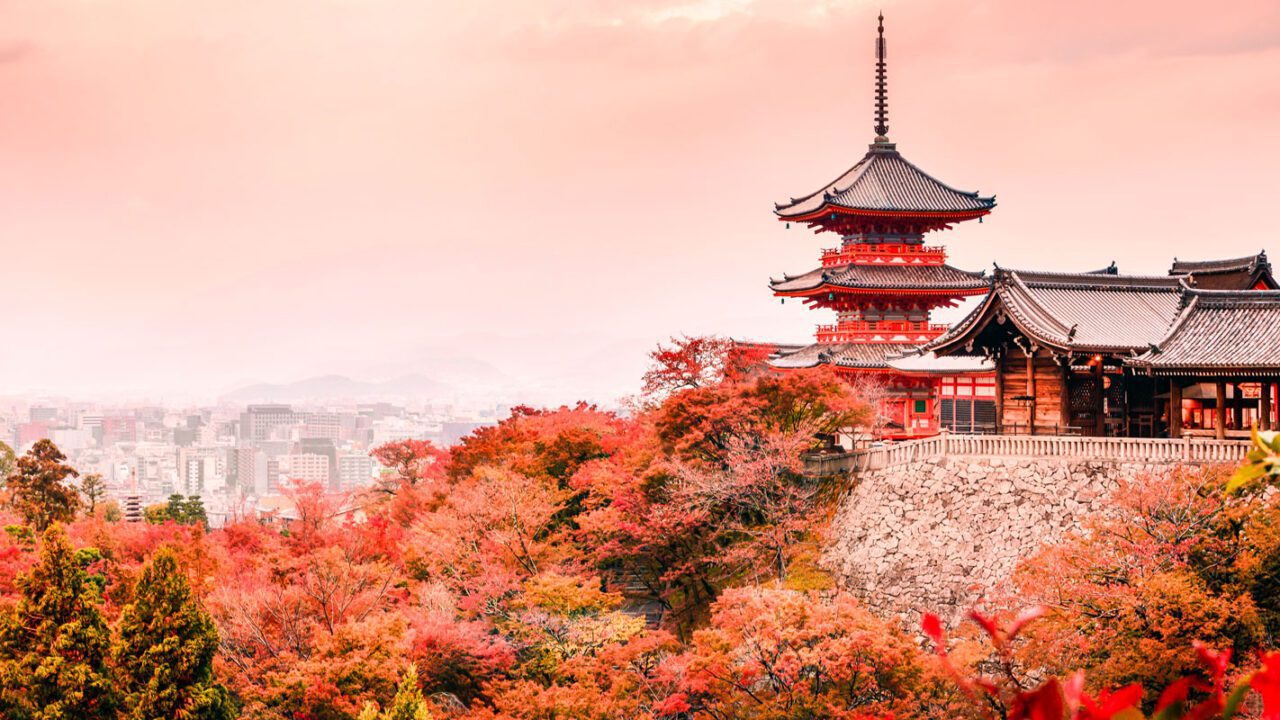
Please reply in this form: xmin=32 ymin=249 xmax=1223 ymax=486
xmin=3 ymin=338 xmax=1280 ymax=719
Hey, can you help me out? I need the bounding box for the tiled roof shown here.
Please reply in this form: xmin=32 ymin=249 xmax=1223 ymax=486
xmin=930 ymin=269 xmax=1188 ymax=354
xmin=775 ymin=143 xmax=996 ymax=219
xmin=769 ymin=342 xmax=920 ymax=370
xmin=1170 ymin=252 xmax=1276 ymax=290
xmin=1171 ymin=253 xmax=1268 ymax=274
xmin=1130 ymin=290 xmax=1280 ymax=375
xmin=887 ymin=353 xmax=993 ymax=374
xmin=771 ymin=263 xmax=987 ymax=294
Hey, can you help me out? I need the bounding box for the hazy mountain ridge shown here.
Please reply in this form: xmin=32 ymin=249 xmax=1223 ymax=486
xmin=218 ymin=373 xmax=451 ymax=404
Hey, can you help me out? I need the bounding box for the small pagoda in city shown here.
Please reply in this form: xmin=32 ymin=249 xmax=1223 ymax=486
xmin=768 ymin=15 xmax=995 ymax=438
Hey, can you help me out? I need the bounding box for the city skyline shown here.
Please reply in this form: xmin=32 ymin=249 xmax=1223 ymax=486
xmin=2 ymin=0 xmax=1279 ymax=401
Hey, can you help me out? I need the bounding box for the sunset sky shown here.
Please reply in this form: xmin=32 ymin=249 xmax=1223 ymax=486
xmin=2 ymin=0 xmax=1279 ymax=403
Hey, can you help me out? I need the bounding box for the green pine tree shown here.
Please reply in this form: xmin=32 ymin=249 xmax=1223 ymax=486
xmin=115 ymin=548 xmax=233 ymax=720
xmin=0 ymin=526 xmax=118 ymax=720
xmin=356 ymin=665 xmax=433 ymax=720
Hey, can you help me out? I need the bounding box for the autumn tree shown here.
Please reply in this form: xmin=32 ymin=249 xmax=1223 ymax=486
xmin=0 ymin=526 xmax=117 ymax=720
xmin=642 ymin=335 xmax=734 ymax=398
xmin=5 ymin=439 xmax=80 ymax=531
xmin=371 ymin=439 xmax=448 ymax=489
xmin=652 ymin=365 xmax=869 ymax=467
xmin=1013 ymin=466 xmax=1270 ymax=693
xmin=675 ymin=428 xmax=822 ymax=582
xmin=210 ymin=493 xmax=405 ymax=718
xmin=0 ymin=441 xmax=16 ymax=481
xmin=678 ymin=588 xmax=927 ymax=720
xmin=115 ymin=548 xmax=233 ymax=720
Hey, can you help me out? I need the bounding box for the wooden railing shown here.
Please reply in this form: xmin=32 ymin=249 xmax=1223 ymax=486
xmin=805 ymin=432 xmax=1250 ymax=475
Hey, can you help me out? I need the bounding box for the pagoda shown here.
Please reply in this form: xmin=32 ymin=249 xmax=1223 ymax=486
xmin=768 ymin=15 xmax=995 ymax=438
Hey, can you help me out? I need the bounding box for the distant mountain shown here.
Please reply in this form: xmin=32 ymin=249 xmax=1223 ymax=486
xmin=219 ymin=374 xmax=450 ymax=404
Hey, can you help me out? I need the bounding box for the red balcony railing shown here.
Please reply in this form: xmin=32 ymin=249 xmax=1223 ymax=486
xmin=816 ymin=320 xmax=950 ymax=344
xmin=821 ymin=243 xmax=947 ymax=268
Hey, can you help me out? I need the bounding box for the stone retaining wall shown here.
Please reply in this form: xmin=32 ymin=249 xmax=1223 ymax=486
xmin=822 ymin=456 xmax=1173 ymax=619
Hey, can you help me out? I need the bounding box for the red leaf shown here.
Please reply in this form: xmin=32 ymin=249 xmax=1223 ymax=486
xmin=1156 ymin=677 xmax=1195 ymax=712
xmin=969 ymin=610 xmax=1002 ymax=648
xmin=922 ymin=612 xmax=945 ymax=650
xmin=1007 ymin=605 xmax=1048 ymax=642
xmin=1079 ymin=683 xmax=1143 ymax=720
xmin=1011 ymin=678 xmax=1065 ymax=720
xmin=1251 ymin=651 xmax=1280 ymax=720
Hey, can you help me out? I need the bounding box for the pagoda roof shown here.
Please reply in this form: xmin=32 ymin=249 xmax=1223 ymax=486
xmin=1130 ymin=290 xmax=1280 ymax=376
xmin=774 ymin=143 xmax=996 ymax=221
xmin=1169 ymin=252 xmax=1276 ymax=290
xmin=769 ymin=342 xmax=921 ymax=370
xmin=771 ymin=262 xmax=988 ymax=295
xmin=928 ymin=268 xmax=1189 ymax=355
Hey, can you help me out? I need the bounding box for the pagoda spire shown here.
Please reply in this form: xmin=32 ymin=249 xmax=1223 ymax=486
xmin=874 ymin=13 xmax=889 ymax=142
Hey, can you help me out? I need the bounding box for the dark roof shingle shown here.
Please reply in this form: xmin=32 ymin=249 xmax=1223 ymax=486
xmin=1130 ymin=290 xmax=1280 ymax=375
xmin=775 ymin=143 xmax=996 ymax=219
xmin=929 ymin=269 xmax=1188 ymax=354
xmin=771 ymin=263 xmax=987 ymax=294
xmin=769 ymin=342 xmax=919 ymax=370
xmin=1170 ymin=252 xmax=1276 ymax=290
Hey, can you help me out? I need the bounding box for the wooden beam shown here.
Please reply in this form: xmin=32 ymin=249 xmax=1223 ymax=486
xmin=1060 ymin=361 xmax=1071 ymax=434
xmin=1169 ymin=380 xmax=1182 ymax=438
xmin=1262 ymin=381 xmax=1273 ymax=432
xmin=1216 ymin=381 xmax=1227 ymax=440
xmin=1232 ymin=383 xmax=1245 ymax=430
xmin=1095 ymin=361 xmax=1105 ymax=436
xmin=994 ymin=351 xmax=1004 ymax=434
xmin=1026 ymin=348 xmax=1037 ymax=436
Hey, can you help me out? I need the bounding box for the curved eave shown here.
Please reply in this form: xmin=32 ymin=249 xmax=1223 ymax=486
xmin=925 ymin=289 xmax=1002 ymax=355
xmin=1131 ymin=365 xmax=1280 ymax=378
xmin=771 ymin=284 xmax=990 ymax=298
xmin=775 ymin=204 xmax=994 ymax=223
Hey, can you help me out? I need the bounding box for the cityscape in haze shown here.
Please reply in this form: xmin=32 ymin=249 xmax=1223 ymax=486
xmin=3 ymin=394 xmax=504 ymax=524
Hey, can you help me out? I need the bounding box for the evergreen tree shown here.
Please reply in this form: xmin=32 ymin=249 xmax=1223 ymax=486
xmin=79 ymin=473 xmax=107 ymax=514
xmin=0 ymin=526 xmax=117 ymax=720
xmin=147 ymin=495 xmax=208 ymax=526
xmin=356 ymin=665 xmax=433 ymax=720
xmin=5 ymin=440 xmax=80 ymax=531
xmin=115 ymin=548 xmax=232 ymax=720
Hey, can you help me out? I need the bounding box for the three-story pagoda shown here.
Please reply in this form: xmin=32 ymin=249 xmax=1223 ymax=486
xmin=768 ymin=15 xmax=995 ymax=438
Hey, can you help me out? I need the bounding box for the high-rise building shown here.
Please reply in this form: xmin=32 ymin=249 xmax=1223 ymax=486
xmin=297 ymin=438 xmax=338 ymax=490
xmin=299 ymin=412 xmax=341 ymax=442
xmin=284 ymin=453 xmax=330 ymax=487
xmin=178 ymin=447 xmax=225 ymax=495
xmin=101 ymin=415 xmax=138 ymax=445
xmin=338 ymin=454 xmax=375 ymax=491
xmin=240 ymin=405 xmax=299 ymax=444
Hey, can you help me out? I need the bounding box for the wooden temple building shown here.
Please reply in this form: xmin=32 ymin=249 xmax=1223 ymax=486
xmin=767 ymin=15 xmax=996 ymax=438
xmin=761 ymin=15 xmax=1280 ymax=441
xmin=922 ymin=261 xmax=1280 ymax=438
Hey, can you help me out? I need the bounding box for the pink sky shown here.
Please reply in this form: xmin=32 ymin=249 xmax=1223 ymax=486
xmin=1 ymin=0 xmax=1279 ymax=402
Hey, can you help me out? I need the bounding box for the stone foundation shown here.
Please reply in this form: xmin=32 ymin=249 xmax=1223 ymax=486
xmin=822 ymin=456 xmax=1171 ymax=618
